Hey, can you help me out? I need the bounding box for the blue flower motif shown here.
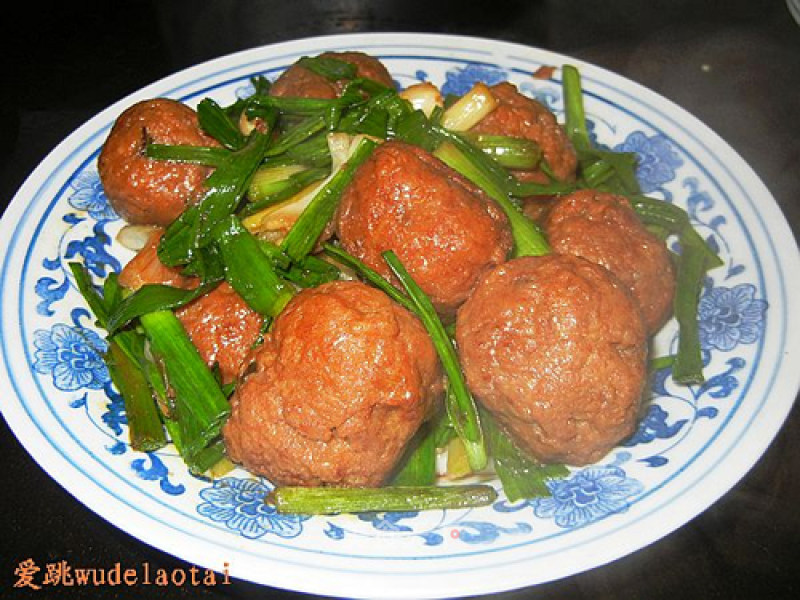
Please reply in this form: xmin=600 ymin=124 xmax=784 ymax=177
xmin=131 ymin=454 xmax=186 ymax=496
xmin=197 ymin=477 xmax=308 ymax=539
xmin=698 ymin=283 xmax=767 ymax=352
xmin=613 ymin=131 xmax=683 ymax=193
xmin=623 ymin=404 xmax=687 ymax=446
xmin=33 ymin=324 xmax=110 ymax=391
xmin=441 ymin=64 xmax=508 ymax=96
xmin=452 ymin=521 xmax=532 ymax=544
xmin=531 ymin=465 xmax=643 ymax=528
xmin=358 ymin=511 xmax=418 ymax=532
xmin=68 ymin=171 xmax=118 ymax=221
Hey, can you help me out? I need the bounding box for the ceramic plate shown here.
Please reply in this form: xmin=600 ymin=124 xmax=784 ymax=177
xmin=1 ymin=33 xmax=798 ymax=599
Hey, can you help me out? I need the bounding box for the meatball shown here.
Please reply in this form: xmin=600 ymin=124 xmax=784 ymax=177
xmin=336 ymin=140 xmax=513 ymax=317
xmin=470 ymin=82 xmax=577 ymax=183
xmin=543 ymin=190 xmax=677 ymax=335
xmin=118 ymin=231 xmax=263 ymax=384
xmin=98 ymin=98 xmax=219 ymax=226
xmin=269 ymin=51 xmax=394 ymax=99
xmin=456 ymin=254 xmax=647 ymax=465
xmin=117 ymin=229 xmax=195 ymax=291
xmin=223 ymin=280 xmax=443 ymax=487
xmin=176 ymin=284 xmax=264 ymax=384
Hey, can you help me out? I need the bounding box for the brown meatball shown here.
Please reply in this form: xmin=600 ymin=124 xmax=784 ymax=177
xmin=98 ymin=98 xmax=219 ymax=226
xmin=117 ymin=229 xmax=195 ymax=291
xmin=269 ymin=51 xmax=394 ymax=99
xmin=456 ymin=254 xmax=647 ymax=465
xmin=336 ymin=140 xmax=513 ymax=317
xmin=223 ymin=280 xmax=443 ymax=487
xmin=117 ymin=231 xmax=263 ymax=384
xmin=544 ymin=190 xmax=676 ymax=335
xmin=470 ymin=82 xmax=577 ymax=183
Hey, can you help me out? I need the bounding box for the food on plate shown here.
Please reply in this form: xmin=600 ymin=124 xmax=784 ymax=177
xmin=335 ymin=140 xmax=513 ymax=316
xmin=456 ymin=254 xmax=648 ymax=465
xmin=118 ymin=229 xmax=195 ymax=291
xmin=270 ymin=51 xmax=394 ymax=99
xmin=119 ymin=230 xmax=264 ymax=384
xmin=543 ymin=189 xmax=677 ymax=334
xmin=98 ymin=98 xmax=220 ymax=225
xmin=223 ymin=280 xmax=443 ymax=486
xmin=469 ymin=81 xmax=578 ymax=183
xmin=173 ymin=283 xmax=264 ymax=385
xmin=71 ymin=51 xmax=721 ymax=513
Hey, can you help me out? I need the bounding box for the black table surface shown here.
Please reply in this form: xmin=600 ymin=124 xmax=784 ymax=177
xmin=2 ymin=1 xmax=799 ymax=598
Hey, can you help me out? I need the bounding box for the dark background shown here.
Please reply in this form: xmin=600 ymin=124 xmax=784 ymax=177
xmin=1 ymin=1 xmax=799 ymax=598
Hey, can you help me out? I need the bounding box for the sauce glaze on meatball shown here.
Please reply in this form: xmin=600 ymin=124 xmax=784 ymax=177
xmin=336 ymin=140 xmax=513 ymax=317
xmin=470 ymin=82 xmax=578 ymax=184
xmin=118 ymin=230 xmax=263 ymax=384
xmin=544 ymin=189 xmax=677 ymax=335
xmin=98 ymin=98 xmax=219 ymax=226
xmin=456 ymin=254 xmax=648 ymax=465
xmin=223 ymin=280 xmax=443 ymax=487
xmin=269 ymin=51 xmax=394 ymax=99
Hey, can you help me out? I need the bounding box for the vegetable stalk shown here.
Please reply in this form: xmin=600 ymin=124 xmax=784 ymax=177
xmin=267 ymin=484 xmax=497 ymax=515
xmin=139 ymin=310 xmax=230 ymax=462
xmin=281 ymin=137 xmax=377 ymax=263
xmin=382 ymin=250 xmax=487 ymax=471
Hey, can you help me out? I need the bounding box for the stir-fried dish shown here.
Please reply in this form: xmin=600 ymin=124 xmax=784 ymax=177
xmin=72 ymin=51 xmax=722 ymax=514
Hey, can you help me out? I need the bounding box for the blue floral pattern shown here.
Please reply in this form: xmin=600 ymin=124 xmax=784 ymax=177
xmin=613 ymin=131 xmax=683 ymax=193
xmin=698 ymin=283 xmax=767 ymax=351
xmin=531 ymin=466 xmax=644 ymax=529
xmin=197 ymin=477 xmax=308 ymax=539
xmin=441 ymin=64 xmax=508 ymax=96
xmin=32 ymin=323 xmax=109 ymax=391
xmin=67 ymin=170 xmax=118 ymax=221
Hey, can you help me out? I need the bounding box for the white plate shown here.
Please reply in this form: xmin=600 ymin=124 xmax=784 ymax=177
xmin=1 ymin=33 xmax=798 ymax=599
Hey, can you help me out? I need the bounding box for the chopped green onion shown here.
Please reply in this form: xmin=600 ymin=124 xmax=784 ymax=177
xmin=281 ymin=137 xmax=377 ymax=263
xmin=158 ymin=131 xmax=271 ymax=267
xmin=432 ymin=133 xmax=550 ymax=257
xmin=630 ymin=195 xmax=722 ymax=384
xmin=267 ymin=484 xmax=497 ymax=515
xmin=650 ymin=354 xmax=676 ymax=371
xmin=391 ymin=423 xmax=437 ymax=486
xmin=382 ymin=250 xmax=487 ymax=471
xmin=296 ymin=55 xmax=358 ymax=81
xmin=671 ymin=235 xmax=712 ymax=384
xmin=197 ymin=98 xmax=245 ymax=150
xmin=562 ymin=65 xmax=591 ymax=152
xmin=482 ymin=410 xmax=568 ymax=502
xmin=139 ymin=310 xmax=230 ymax=462
xmin=321 ymin=242 xmax=415 ymax=312
xmin=243 ymin=167 xmax=329 ymax=215
xmin=106 ymin=340 xmax=167 ymax=452
xmin=104 ymin=281 xmax=218 ymax=335
xmin=69 ymin=263 xmax=168 ymax=452
xmin=463 ymin=133 xmax=543 ymax=170
xmin=215 ymin=216 xmax=294 ymax=317
xmin=266 ymin=114 xmax=328 ymax=158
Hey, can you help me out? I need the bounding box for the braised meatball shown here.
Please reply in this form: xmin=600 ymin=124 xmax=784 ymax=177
xmin=118 ymin=230 xmax=263 ymax=384
xmin=544 ymin=190 xmax=676 ymax=335
xmin=269 ymin=51 xmax=394 ymax=99
xmin=176 ymin=284 xmax=264 ymax=384
xmin=98 ymin=98 xmax=219 ymax=226
xmin=336 ymin=140 xmax=513 ymax=317
xmin=117 ymin=229 xmax=195 ymax=291
xmin=223 ymin=281 xmax=443 ymax=487
xmin=470 ymin=82 xmax=577 ymax=183
xmin=456 ymin=254 xmax=647 ymax=465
